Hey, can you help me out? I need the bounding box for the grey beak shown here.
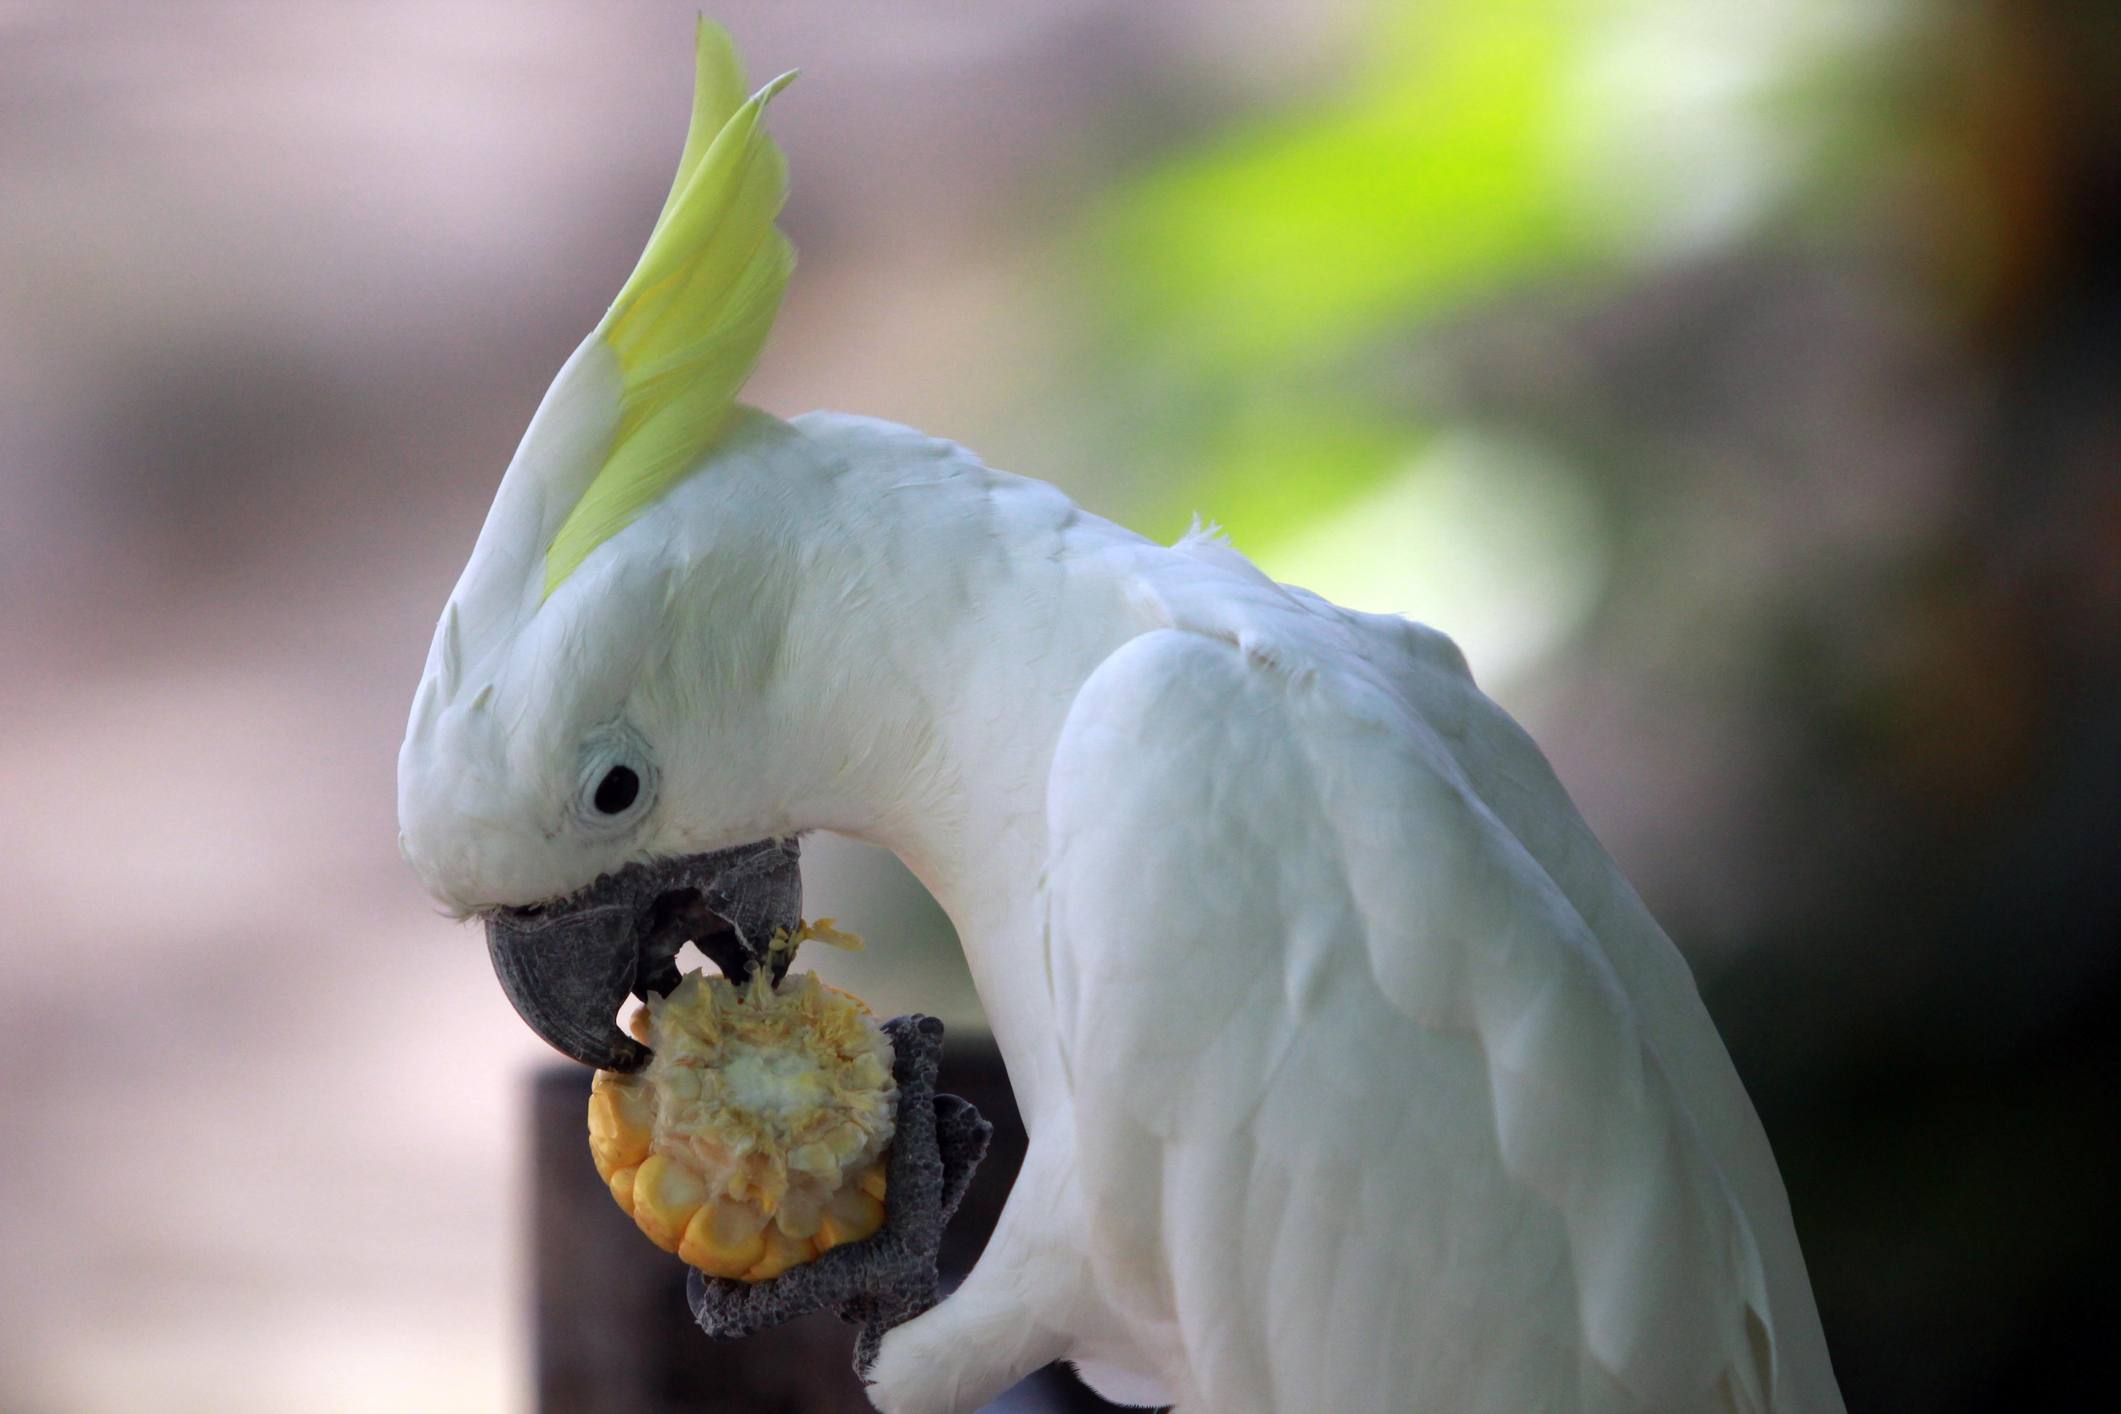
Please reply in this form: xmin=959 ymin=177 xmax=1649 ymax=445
xmin=483 ymin=837 xmax=803 ymax=1071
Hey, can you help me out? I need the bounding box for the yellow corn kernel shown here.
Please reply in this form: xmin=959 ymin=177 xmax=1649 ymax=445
xmin=632 ymin=1154 xmax=708 ymax=1253
xmin=589 ymin=961 xmax=899 ymax=1282
xmin=815 ymin=1184 xmax=886 ymax=1252
xmin=774 ymin=1197 xmax=824 ymax=1241
xmin=679 ymin=1197 xmax=770 ymax=1279
xmin=786 ymin=1141 xmax=838 ymax=1180
xmin=744 ymin=1222 xmax=818 ymax=1282
xmin=608 ymin=1163 xmax=641 ymax=1217
xmin=794 ymin=918 xmax=864 ymax=951
xmin=588 ymin=1078 xmax=653 ymax=1176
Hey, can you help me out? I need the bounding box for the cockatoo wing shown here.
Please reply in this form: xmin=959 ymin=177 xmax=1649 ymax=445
xmin=1045 ymin=598 xmax=1837 ymax=1412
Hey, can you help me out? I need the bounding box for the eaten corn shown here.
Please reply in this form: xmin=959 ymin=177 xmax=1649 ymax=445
xmin=589 ymin=924 xmax=897 ymax=1282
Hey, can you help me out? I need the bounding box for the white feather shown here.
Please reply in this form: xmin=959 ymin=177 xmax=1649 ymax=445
xmin=1044 ymin=615 xmax=1824 ymax=1410
xmin=401 ymin=406 xmax=1841 ymax=1412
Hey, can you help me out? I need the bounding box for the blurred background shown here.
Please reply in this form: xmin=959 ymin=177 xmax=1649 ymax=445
xmin=4 ymin=0 xmax=2117 ymax=1409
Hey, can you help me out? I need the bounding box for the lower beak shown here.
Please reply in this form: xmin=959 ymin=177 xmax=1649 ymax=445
xmin=483 ymin=837 xmax=803 ymax=1071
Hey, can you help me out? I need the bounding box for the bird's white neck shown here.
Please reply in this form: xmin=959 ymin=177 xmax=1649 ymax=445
xmin=751 ymin=413 xmax=1157 ymax=1119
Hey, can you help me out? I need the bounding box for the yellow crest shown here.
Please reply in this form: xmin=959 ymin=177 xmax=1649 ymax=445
xmin=543 ymin=19 xmax=797 ymax=596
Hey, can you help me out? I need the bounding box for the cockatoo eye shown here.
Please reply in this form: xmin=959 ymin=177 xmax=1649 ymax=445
xmin=593 ymin=766 xmax=641 ymax=815
xmin=575 ymin=721 xmax=657 ymax=831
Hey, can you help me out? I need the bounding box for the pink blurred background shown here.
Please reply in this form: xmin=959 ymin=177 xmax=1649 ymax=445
xmin=5 ymin=1 xmax=2116 ymax=1409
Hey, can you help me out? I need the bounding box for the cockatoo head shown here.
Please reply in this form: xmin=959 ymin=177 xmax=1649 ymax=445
xmin=397 ymin=20 xmax=808 ymax=1070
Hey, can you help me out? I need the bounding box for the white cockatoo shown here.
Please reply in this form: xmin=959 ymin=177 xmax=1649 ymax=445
xmin=398 ymin=22 xmax=1844 ymax=1414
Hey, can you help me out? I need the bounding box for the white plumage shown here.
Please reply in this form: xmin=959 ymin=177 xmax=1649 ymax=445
xmin=1041 ymin=582 xmax=1833 ymax=1412
xmin=396 ymin=28 xmax=1844 ymax=1408
xmin=788 ymin=418 xmax=1842 ymax=1413
xmin=402 ymin=409 xmax=1843 ymax=1412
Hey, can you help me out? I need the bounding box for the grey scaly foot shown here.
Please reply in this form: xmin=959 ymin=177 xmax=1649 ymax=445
xmin=685 ymin=1015 xmax=993 ymax=1377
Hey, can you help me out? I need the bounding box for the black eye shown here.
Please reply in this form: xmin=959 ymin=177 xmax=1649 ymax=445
xmin=592 ymin=765 xmax=640 ymax=815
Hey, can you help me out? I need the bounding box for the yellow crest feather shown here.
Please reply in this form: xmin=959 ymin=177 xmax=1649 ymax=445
xmin=543 ymin=18 xmax=796 ymax=596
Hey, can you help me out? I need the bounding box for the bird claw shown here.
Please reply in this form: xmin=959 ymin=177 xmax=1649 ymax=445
xmin=685 ymin=1014 xmax=992 ymax=1378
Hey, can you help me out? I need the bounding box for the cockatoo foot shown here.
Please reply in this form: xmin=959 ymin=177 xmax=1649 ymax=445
xmin=685 ymin=1015 xmax=991 ymax=1374
xmin=864 ymin=1286 xmax=1071 ymax=1414
xmin=862 ymin=1130 xmax=1083 ymax=1414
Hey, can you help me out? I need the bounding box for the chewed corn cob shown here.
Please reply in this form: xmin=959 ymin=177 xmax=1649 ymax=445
xmin=588 ymin=929 xmax=896 ymax=1281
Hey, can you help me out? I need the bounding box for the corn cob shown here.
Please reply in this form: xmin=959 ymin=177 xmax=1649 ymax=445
xmin=589 ymin=927 xmax=896 ymax=1281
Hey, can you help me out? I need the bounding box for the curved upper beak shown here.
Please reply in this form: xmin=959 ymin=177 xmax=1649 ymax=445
xmin=483 ymin=837 xmax=803 ymax=1071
